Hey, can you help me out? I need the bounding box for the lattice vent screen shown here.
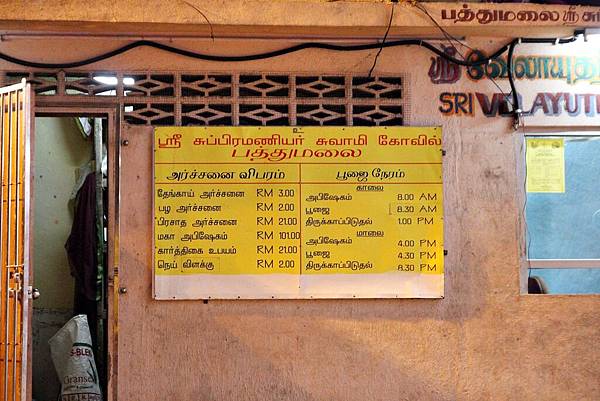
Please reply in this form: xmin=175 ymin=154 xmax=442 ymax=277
xmin=1 ymin=71 xmax=404 ymax=126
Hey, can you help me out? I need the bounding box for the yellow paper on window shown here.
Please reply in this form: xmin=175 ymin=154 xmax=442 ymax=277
xmin=526 ymin=138 xmax=565 ymax=193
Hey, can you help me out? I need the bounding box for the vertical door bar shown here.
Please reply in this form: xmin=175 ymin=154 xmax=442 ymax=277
xmin=4 ymin=90 xmax=13 ymax=401
xmin=0 ymin=80 xmax=32 ymax=401
xmin=13 ymin=88 xmax=22 ymax=401
xmin=21 ymin=81 xmax=32 ymax=401
xmin=0 ymin=93 xmax=8 ymax=399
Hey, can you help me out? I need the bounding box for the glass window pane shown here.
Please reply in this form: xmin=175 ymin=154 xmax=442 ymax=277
xmin=526 ymin=136 xmax=600 ymax=259
xmin=531 ymin=269 xmax=600 ymax=294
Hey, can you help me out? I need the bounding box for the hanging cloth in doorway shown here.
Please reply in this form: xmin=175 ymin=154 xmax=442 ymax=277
xmin=65 ymin=172 xmax=99 ymax=303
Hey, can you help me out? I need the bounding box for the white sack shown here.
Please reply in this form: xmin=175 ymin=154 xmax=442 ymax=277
xmin=49 ymin=315 xmax=102 ymax=401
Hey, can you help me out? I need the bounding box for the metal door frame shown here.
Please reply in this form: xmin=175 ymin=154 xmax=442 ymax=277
xmin=33 ymin=105 xmax=120 ymax=401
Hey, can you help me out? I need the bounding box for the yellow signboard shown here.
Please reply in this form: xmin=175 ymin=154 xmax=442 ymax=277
xmin=154 ymin=127 xmax=444 ymax=299
xmin=526 ymin=138 xmax=565 ymax=193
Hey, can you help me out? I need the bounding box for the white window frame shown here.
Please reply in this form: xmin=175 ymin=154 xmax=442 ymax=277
xmin=524 ymin=130 xmax=600 ymax=271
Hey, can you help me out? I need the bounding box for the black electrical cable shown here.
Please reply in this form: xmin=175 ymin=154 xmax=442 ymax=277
xmin=507 ymin=40 xmax=519 ymax=116
xmin=0 ymin=37 xmax=573 ymax=70
xmin=0 ymin=35 xmax=579 ymax=122
xmin=368 ymin=3 xmax=395 ymax=78
xmin=414 ymin=2 xmax=515 ymax=109
xmin=0 ymin=38 xmax=513 ymax=69
xmin=504 ymin=36 xmax=577 ymax=125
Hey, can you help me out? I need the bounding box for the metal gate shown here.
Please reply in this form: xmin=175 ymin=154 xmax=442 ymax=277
xmin=0 ymin=80 xmax=33 ymax=401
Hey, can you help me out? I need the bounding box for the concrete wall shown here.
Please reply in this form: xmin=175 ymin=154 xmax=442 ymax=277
xmin=105 ymin=36 xmax=598 ymax=400
xmin=120 ymin=115 xmax=599 ymax=401
xmin=32 ymin=117 xmax=92 ymax=401
xmin=0 ymin=1 xmax=596 ymax=38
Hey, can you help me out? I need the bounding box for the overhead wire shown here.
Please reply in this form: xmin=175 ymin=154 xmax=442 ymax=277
xmin=507 ymin=39 xmax=521 ymax=123
xmin=181 ymin=0 xmax=215 ymax=41
xmin=508 ymin=36 xmax=577 ymax=125
xmin=413 ymin=2 xmax=514 ymax=109
xmin=414 ymin=3 xmax=470 ymax=56
xmin=411 ymin=4 xmax=578 ymax=123
xmin=368 ymin=2 xmax=395 ymax=78
xmin=520 ymin=113 xmax=533 ymax=284
xmin=0 ymin=38 xmax=514 ymax=69
xmin=0 ymin=30 xmax=578 ymax=126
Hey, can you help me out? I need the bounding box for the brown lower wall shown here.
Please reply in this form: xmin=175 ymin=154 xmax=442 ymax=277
xmin=116 ymin=121 xmax=599 ymax=400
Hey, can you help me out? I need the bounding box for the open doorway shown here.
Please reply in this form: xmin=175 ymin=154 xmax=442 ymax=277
xmin=31 ymin=116 xmax=108 ymax=401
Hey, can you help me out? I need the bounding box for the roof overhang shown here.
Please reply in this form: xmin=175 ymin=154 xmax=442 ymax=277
xmin=0 ymin=1 xmax=598 ymax=39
